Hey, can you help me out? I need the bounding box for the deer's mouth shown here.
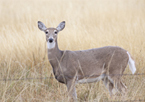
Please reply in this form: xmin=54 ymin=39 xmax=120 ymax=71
xmin=47 ymin=40 xmax=55 ymax=49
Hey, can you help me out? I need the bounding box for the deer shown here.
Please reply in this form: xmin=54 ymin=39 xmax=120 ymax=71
xmin=38 ymin=21 xmax=136 ymax=101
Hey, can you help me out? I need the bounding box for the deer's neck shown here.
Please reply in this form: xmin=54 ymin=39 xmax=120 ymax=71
xmin=47 ymin=40 xmax=63 ymax=63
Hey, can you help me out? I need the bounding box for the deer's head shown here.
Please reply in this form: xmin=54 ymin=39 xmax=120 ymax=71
xmin=38 ymin=21 xmax=65 ymax=49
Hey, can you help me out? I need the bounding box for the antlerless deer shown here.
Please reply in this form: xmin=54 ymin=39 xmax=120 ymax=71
xmin=38 ymin=21 xmax=136 ymax=101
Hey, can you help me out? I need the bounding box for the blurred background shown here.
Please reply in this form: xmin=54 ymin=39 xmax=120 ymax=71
xmin=0 ymin=0 xmax=145 ymax=101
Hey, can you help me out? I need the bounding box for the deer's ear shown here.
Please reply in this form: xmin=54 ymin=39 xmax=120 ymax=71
xmin=56 ymin=21 xmax=65 ymax=32
xmin=38 ymin=21 xmax=47 ymax=31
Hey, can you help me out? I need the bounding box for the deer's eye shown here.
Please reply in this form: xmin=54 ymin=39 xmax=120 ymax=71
xmin=45 ymin=31 xmax=48 ymax=34
xmin=54 ymin=31 xmax=57 ymax=34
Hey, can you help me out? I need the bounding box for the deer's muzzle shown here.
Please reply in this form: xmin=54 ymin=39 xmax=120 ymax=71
xmin=49 ymin=38 xmax=53 ymax=43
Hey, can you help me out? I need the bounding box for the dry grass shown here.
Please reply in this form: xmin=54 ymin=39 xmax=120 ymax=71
xmin=0 ymin=0 xmax=145 ymax=101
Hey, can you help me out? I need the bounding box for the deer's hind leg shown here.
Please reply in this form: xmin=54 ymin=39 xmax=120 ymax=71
xmin=116 ymin=79 xmax=127 ymax=94
xmin=102 ymin=77 xmax=115 ymax=96
xmin=109 ymin=76 xmax=127 ymax=95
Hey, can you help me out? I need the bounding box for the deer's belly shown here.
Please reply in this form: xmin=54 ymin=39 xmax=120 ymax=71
xmin=77 ymin=74 xmax=105 ymax=84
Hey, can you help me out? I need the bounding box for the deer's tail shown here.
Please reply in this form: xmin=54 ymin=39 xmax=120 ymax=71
xmin=127 ymin=52 xmax=136 ymax=74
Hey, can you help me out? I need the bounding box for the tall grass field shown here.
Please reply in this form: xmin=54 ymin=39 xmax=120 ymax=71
xmin=0 ymin=0 xmax=145 ymax=101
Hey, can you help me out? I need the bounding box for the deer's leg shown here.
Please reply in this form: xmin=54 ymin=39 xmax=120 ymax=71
xmin=119 ymin=80 xmax=127 ymax=94
xmin=102 ymin=77 xmax=114 ymax=96
xmin=66 ymin=79 xmax=77 ymax=102
xmin=110 ymin=76 xmax=127 ymax=95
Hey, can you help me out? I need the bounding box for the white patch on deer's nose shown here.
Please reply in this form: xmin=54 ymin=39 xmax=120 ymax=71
xmin=47 ymin=37 xmax=55 ymax=49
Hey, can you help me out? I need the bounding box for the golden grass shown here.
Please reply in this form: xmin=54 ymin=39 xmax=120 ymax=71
xmin=0 ymin=0 xmax=145 ymax=101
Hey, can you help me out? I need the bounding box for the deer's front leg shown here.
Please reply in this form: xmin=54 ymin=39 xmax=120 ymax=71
xmin=66 ymin=79 xmax=77 ymax=102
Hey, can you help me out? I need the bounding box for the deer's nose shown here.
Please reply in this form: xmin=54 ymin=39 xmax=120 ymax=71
xmin=49 ymin=38 xmax=53 ymax=43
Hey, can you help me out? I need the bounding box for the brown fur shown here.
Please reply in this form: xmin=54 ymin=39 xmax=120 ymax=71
xmin=49 ymin=45 xmax=129 ymax=83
